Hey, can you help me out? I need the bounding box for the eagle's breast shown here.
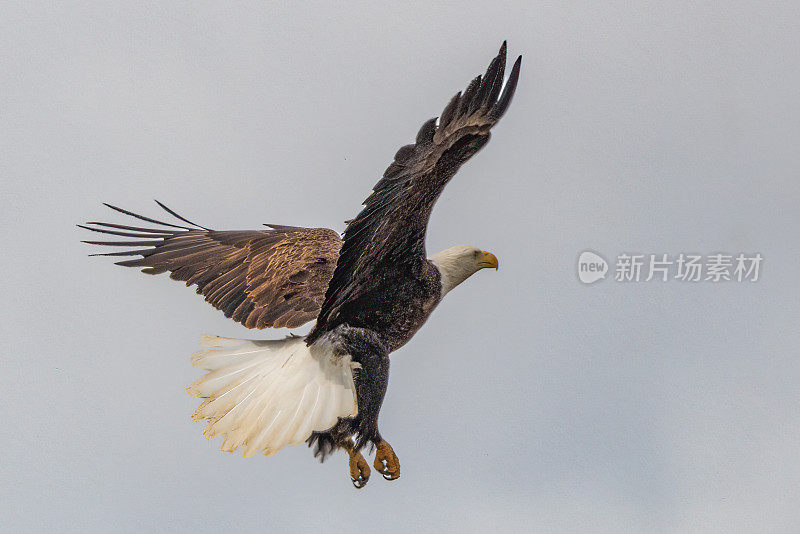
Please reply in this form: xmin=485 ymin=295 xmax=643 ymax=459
xmin=380 ymin=259 xmax=442 ymax=352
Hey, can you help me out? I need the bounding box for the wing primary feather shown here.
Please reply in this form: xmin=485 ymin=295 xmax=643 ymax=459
xmin=489 ymin=55 xmax=522 ymax=121
xmin=263 ymin=224 xmax=303 ymax=230
xmin=81 ymin=240 xmax=164 ymax=246
xmin=102 ymin=203 xmax=192 ymax=230
xmin=394 ymin=144 xmax=416 ymax=164
xmin=477 ymin=57 xmax=500 ymax=106
xmin=469 ymin=75 xmax=488 ymax=114
xmin=486 ymin=53 xmax=507 ymax=106
xmin=415 ymin=117 xmax=437 ymax=146
xmin=439 ymin=91 xmax=461 ymax=129
xmin=154 ymin=200 xmax=211 ymax=230
xmin=480 ymin=43 xmax=506 ymax=107
xmin=85 ymin=221 xmax=180 ymax=234
xmin=77 ymin=224 xmax=171 ymax=238
xmin=459 ymin=75 xmax=482 ymax=115
xmin=89 ymin=249 xmax=155 ymax=257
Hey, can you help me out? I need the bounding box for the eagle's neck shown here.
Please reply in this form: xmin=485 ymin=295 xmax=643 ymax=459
xmin=429 ymin=248 xmax=481 ymax=298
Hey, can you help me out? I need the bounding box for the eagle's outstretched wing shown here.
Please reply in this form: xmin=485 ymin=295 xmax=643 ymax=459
xmin=312 ymin=42 xmax=521 ymax=334
xmin=81 ymin=202 xmax=342 ymax=329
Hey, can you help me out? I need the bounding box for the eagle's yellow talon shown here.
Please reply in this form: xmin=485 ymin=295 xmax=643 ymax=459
xmin=348 ymin=449 xmax=370 ymax=489
xmin=373 ymin=440 xmax=401 ymax=481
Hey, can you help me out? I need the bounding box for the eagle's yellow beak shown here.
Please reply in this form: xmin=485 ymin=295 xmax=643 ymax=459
xmin=478 ymin=250 xmax=499 ymax=270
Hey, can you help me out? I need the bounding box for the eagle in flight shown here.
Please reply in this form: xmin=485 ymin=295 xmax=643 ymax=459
xmin=82 ymin=43 xmax=521 ymax=488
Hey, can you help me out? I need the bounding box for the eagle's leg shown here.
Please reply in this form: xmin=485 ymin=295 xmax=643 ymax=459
xmin=309 ymin=326 xmax=397 ymax=487
xmin=345 ymin=329 xmax=400 ymax=481
xmin=373 ymin=438 xmax=401 ymax=480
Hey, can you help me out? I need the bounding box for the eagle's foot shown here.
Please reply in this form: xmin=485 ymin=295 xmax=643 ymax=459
xmin=373 ymin=440 xmax=400 ymax=481
xmin=348 ymin=448 xmax=371 ymax=489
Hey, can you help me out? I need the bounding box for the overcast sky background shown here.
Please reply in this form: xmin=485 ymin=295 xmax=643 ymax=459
xmin=3 ymin=2 xmax=799 ymax=532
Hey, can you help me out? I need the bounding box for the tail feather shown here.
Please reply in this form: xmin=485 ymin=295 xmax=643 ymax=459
xmin=188 ymin=335 xmax=357 ymax=457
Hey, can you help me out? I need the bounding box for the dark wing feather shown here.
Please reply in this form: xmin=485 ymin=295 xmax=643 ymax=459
xmin=311 ymin=43 xmax=521 ymax=335
xmin=82 ymin=202 xmax=342 ymax=329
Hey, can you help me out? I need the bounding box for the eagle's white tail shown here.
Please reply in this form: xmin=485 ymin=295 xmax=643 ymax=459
xmin=187 ymin=335 xmax=358 ymax=457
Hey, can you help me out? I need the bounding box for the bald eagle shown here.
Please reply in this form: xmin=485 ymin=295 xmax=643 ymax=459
xmin=81 ymin=43 xmax=521 ymax=488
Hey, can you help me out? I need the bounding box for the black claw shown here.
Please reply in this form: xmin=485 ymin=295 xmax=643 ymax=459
xmin=374 ymin=462 xmax=399 ymax=481
xmin=352 ymin=478 xmax=367 ymax=489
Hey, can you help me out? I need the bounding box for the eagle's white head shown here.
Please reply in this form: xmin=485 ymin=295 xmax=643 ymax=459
xmin=430 ymin=245 xmax=499 ymax=297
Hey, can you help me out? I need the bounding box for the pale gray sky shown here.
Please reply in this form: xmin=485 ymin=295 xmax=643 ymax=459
xmin=3 ymin=2 xmax=800 ymax=532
